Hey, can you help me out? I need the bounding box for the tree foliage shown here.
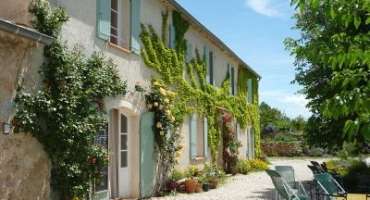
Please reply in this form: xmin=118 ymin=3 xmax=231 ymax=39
xmin=285 ymin=0 xmax=370 ymax=147
xmin=14 ymin=1 xmax=127 ymax=198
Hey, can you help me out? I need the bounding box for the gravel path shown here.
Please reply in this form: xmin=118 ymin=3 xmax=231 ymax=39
xmin=151 ymin=158 xmax=329 ymax=200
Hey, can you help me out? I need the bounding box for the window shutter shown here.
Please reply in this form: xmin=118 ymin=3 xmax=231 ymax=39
xmin=247 ymin=79 xmax=253 ymax=103
xmin=203 ymin=46 xmax=209 ymax=82
xmin=186 ymin=41 xmax=193 ymax=62
xmin=96 ymin=0 xmax=111 ymax=40
xmin=130 ymin=0 xmax=141 ymax=54
xmin=170 ymin=24 xmax=176 ymax=48
xmin=203 ymin=118 xmax=208 ymax=158
xmin=189 ymin=114 xmax=197 ymax=160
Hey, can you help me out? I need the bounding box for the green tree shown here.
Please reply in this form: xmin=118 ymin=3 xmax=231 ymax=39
xmin=259 ymin=102 xmax=292 ymax=133
xmin=285 ymin=0 xmax=370 ymax=148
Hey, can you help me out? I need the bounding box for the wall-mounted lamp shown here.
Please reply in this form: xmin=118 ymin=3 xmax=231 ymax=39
xmin=2 ymin=122 xmax=12 ymax=135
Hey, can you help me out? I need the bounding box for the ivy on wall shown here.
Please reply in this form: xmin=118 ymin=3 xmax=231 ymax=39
xmin=140 ymin=10 xmax=261 ymax=171
xmin=13 ymin=1 xmax=127 ymax=199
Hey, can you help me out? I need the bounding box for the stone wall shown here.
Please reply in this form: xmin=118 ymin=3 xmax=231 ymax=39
xmin=0 ymin=133 xmax=50 ymax=200
xmin=0 ymin=30 xmax=43 ymax=128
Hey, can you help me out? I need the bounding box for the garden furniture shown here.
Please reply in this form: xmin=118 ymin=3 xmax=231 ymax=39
xmin=266 ymin=169 xmax=310 ymax=200
xmin=314 ymin=172 xmax=347 ymax=200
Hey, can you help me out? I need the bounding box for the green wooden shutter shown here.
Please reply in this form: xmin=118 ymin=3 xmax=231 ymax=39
xmin=96 ymin=0 xmax=111 ymax=40
xmin=189 ymin=114 xmax=197 ymax=160
xmin=130 ymin=0 xmax=141 ymax=54
xmin=203 ymin=118 xmax=208 ymax=158
xmin=140 ymin=112 xmax=156 ymax=198
xmin=247 ymin=79 xmax=253 ymax=103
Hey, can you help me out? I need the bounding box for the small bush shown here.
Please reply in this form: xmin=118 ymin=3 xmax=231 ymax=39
xmin=249 ymin=159 xmax=269 ymax=171
xmin=236 ymin=160 xmax=251 ymax=174
xmin=170 ymin=169 xmax=184 ymax=181
xmin=184 ymin=165 xmax=202 ymax=178
xmin=237 ymin=159 xmax=269 ymax=174
xmin=262 ymin=142 xmax=303 ymax=157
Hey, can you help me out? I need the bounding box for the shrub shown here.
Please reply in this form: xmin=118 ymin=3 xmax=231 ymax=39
xmin=236 ymin=160 xmax=251 ymax=174
xmin=184 ymin=165 xmax=201 ymax=178
xmin=170 ymin=169 xmax=184 ymax=181
xmin=236 ymin=159 xmax=269 ymax=174
xmin=249 ymin=159 xmax=269 ymax=171
xmin=262 ymin=142 xmax=303 ymax=157
xmin=201 ymin=163 xmax=226 ymax=184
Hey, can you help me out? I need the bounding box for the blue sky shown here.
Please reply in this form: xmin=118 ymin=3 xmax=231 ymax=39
xmin=177 ymin=0 xmax=311 ymax=119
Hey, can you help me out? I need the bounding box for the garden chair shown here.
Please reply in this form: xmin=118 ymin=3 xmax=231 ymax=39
xmin=314 ymin=172 xmax=347 ymax=200
xmin=266 ymin=169 xmax=310 ymax=200
xmin=275 ymin=166 xmax=296 ymax=188
xmin=308 ymin=165 xmax=323 ymax=175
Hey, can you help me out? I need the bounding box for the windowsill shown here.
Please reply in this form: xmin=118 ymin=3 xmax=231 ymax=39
xmin=192 ymin=156 xmax=205 ymax=162
xmin=107 ymin=42 xmax=131 ymax=54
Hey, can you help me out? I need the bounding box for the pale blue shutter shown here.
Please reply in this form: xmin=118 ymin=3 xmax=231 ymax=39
xmin=130 ymin=0 xmax=141 ymax=54
xmin=186 ymin=42 xmax=193 ymax=62
xmin=96 ymin=0 xmax=111 ymax=40
xmin=203 ymin=118 xmax=208 ymax=158
xmin=189 ymin=114 xmax=197 ymax=160
xmin=203 ymin=46 xmax=209 ymax=83
xmin=170 ymin=24 xmax=176 ymax=48
xmin=247 ymin=79 xmax=253 ymax=103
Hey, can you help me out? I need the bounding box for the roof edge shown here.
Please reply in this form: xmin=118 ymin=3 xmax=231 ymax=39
xmin=0 ymin=18 xmax=54 ymax=45
xmin=167 ymin=0 xmax=261 ymax=79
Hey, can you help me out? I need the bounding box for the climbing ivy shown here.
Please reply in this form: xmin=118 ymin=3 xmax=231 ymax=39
xmin=140 ymin=10 xmax=261 ymax=168
xmin=13 ymin=1 xmax=127 ymax=199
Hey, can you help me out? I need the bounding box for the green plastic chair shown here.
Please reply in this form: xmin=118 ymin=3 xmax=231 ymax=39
xmin=266 ymin=169 xmax=310 ymax=200
xmin=314 ymin=173 xmax=347 ymax=200
xmin=275 ymin=166 xmax=296 ymax=188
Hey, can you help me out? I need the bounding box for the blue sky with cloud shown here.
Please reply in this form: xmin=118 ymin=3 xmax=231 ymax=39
xmin=177 ymin=0 xmax=310 ymax=118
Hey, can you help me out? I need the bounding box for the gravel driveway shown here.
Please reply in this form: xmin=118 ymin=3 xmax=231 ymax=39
xmin=150 ymin=158 xmax=329 ymax=200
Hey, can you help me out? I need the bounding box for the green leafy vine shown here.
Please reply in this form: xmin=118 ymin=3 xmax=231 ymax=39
xmin=140 ymin=10 xmax=261 ymax=168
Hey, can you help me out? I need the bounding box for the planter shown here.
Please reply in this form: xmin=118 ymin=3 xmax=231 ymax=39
xmin=202 ymin=183 xmax=209 ymax=192
xmin=0 ymin=0 xmax=33 ymax=27
xmin=184 ymin=179 xmax=198 ymax=193
xmin=208 ymin=177 xmax=219 ymax=189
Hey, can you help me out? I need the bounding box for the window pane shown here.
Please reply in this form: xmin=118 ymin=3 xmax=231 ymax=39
xmin=121 ymin=151 xmax=127 ymax=167
xmin=121 ymin=114 xmax=127 ymax=133
xmin=121 ymin=134 xmax=127 ymax=150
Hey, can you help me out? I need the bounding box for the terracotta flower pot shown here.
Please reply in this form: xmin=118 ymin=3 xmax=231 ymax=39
xmin=184 ymin=179 xmax=198 ymax=193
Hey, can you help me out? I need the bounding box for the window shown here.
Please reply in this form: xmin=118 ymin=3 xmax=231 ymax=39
xmin=209 ymin=51 xmax=214 ymax=85
xmin=110 ymin=0 xmax=131 ymax=48
xmin=120 ymin=114 xmax=128 ymax=168
xmin=227 ymin=64 xmax=235 ymax=95
xmin=231 ymin=65 xmax=235 ymax=95
xmin=95 ymin=125 xmax=108 ymax=191
xmin=189 ymin=114 xmax=208 ymax=160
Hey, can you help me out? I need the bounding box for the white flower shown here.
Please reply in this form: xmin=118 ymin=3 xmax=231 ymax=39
xmin=156 ymin=122 xmax=162 ymax=128
xmin=154 ymin=102 xmax=159 ymax=107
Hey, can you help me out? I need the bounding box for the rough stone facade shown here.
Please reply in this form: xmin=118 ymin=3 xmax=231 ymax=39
xmin=0 ymin=133 xmax=50 ymax=200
